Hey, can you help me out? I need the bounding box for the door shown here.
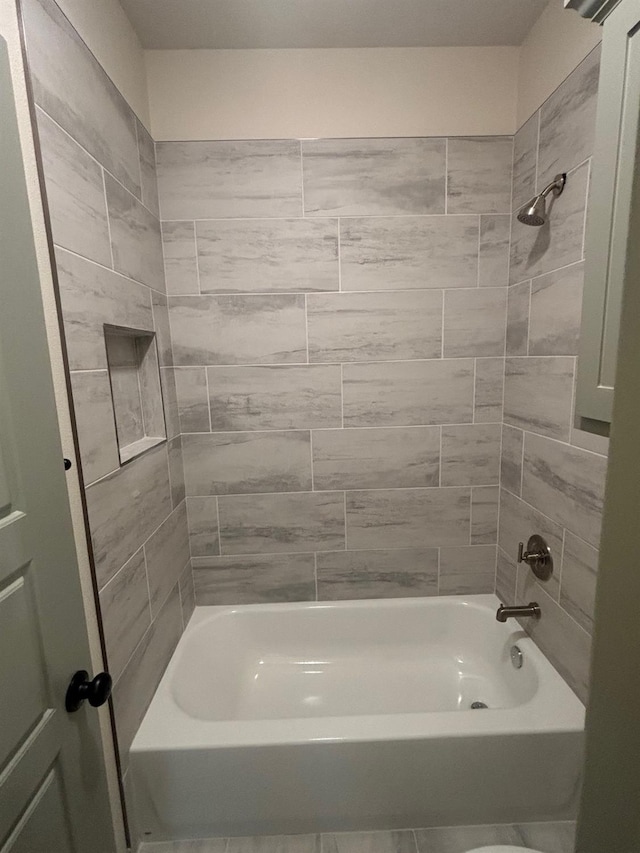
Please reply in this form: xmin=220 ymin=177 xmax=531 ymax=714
xmin=0 ymin=37 xmax=118 ymax=853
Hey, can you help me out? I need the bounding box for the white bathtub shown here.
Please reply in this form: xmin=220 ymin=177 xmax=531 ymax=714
xmin=130 ymin=594 xmax=585 ymax=841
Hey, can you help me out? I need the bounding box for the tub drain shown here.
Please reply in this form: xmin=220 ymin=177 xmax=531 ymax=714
xmin=470 ymin=701 xmax=488 ymax=709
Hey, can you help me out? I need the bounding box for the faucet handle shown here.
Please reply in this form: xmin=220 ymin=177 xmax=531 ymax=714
xmin=517 ymin=534 xmax=553 ymax=582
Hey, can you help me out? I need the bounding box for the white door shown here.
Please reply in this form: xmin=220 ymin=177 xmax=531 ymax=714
xmin=0 ymin=36 xmax=118 ymax=853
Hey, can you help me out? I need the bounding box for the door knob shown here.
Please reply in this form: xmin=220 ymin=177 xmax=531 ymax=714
xmin=65 ymin=669 xmax=112 ymax=712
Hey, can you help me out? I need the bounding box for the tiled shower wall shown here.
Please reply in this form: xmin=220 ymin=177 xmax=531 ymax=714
xmin=21 ymin=0 xmax=192 ymax=765
xmin=156 ymin=136 xmax=514 ymax=604
xmin=497 ymin=45 xmax=607 ymax=703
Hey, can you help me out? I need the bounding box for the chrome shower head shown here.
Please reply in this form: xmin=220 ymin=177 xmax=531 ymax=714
xmin=517 ymin=173 xmax=566 ymax=227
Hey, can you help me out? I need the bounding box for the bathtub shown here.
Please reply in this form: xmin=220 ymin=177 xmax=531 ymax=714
xmin=130 ymin=594 xmax=585 ymax=841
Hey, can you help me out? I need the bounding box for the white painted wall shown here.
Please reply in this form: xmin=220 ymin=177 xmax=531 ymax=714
xmin=145 ymin=47 xmax=519 ymax=140
xmin=517 ymin=0 xmax=602 ymax=128
xmin=54 ymin=0 xmax=150 ymax=127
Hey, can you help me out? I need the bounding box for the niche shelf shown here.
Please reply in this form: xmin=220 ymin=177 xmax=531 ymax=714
xmin=104 ymin=325 xmax=166 ymax=465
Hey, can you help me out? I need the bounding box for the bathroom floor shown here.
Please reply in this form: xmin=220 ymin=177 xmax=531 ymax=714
xmin=138 ymin=822 xmax=576 ymax=853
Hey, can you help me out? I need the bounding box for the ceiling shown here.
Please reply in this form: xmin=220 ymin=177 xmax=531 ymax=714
xmin=119 ymin=0 xmax=550 ymax=50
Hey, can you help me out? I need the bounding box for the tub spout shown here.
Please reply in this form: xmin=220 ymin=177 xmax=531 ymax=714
xmin=496 ymin=602 xmax=541 ymax=622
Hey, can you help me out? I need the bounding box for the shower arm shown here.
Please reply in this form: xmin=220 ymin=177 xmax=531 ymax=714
xmin=539 ymin=174 xmax=566 ymax=199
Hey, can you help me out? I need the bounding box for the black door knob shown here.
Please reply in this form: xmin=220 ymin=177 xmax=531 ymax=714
xmin=65 ymin=669 xmax=112 ymax=713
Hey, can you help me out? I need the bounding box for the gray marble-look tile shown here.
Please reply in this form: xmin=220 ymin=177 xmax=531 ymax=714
xmin=105 ymin=173 xmax=165 ymax=293
xmin=168 ymin=435 xmax=185 ymax=508
xmin=137 ymin=118 xmax=159 ymax=217
xmin=439 ymin=544 xmax=497 ymax=595
xmin=139 ymin=834 xmax=228 ymax=852
xmin=35 ymin=107 xmax=111 ymax=267
xmin=517 ymin=564 xmax=592 ymax=703
xmin=522 ymin=432 xmax=606 ymax=548
xmin=570 ymin=425 xmax=609 ymax=457
xmin=109 ymin=362 xmax=144 ymax=448
xmin=144 ymin=502 xmax=190 ymax=616
xmin=169 ymin=294 xmax=306 ymax=366
xmin=160 ymin=367 xmax=181 ymax=441
xmin=156 ymin=140 xmax=302 ymax=220
xmin=151 ymin=292 xmax=173 ymax=367
xmin=70 ymin=370 xmax=119 ymax=485
xmin=316 ymin=549 xmax=439 ymax=600
xmin=471 ymin=485 xmax=499 ymax=545
xmin=512 ymin=111 xmax=539 ymax=210
xmin=529 ymin=262 xmax=584 ymax=356
xmin=187 ymin=496 xmax=220 ymax=557
xmin=183 ymin=431 xmax=312 ymax=496
xmin=343 ymin=359 xmax=474 ymax=427
xmin=193 ymin=554 xmax=316 ymax=606
xmin=474 ymin=357 xmax=504 ymax=423
xmin=538 ymin=46 xmax=600 ymax=188
xmin=308 ymin=291 xmax=442 ymax=363
xmin=86 ymin=443 xmax=172 ymax=587
xmin=415 ymin=823 xmax=521 ymax=853
xmin=443 ymin=288 xmax=507 ymax=357
xmin=561 ymin=531 xmax=599 ymax=634
xmin=517 ymin=820 xmax=577 ymax=853
xmin=112 ymin=585 xmax=182 ymax=763
xmin=339 ymin=215 xmax=478 ymax=291
xmin=197 ymin=218 xmax=339 ymax=294
xmin=498 ymin=487 xmax=564 ymax=600
xmin=510 ymin=161 xmax=588 ymax=285
xmin=506 ymin=280 xmax=531 ymax=356
xmin=55 ymin=247 xmax=153 ymax=370
xmin=312 ymin=426 xmax=440 ymax=490
xmin=138 ymin=338 xmax=167 ymax=439
xmin=441 ymin=423 xmax=501 ymax=486
xmin=161 ymin=221 xmax=199 ymax=295
xmin=496 ymin=546 xmax=517 ymax=605
xmin=504 ymin=356 xmax=575 ymax=441
xmin=323 ymin=831 xmax=415 ymax=853
xmin=99 ymin=547 xmax=150 ymax=682
xmin=479 ymin=214 xmax=510 ymax=287
xmin=174 ymin=367 xmax=210 ymax=433
xmin=178 ymin=563 xmax=196 ymax=628
xmin=22 ymin=0 xmax=141 ymax=195
xmin=302 ymin=138 xmax=446 ymax=216
xmin=447 ymin=136 xmax=513 ymax=214
xmin=218 ymin=491 xmax=345 ymax=554
xmin=227 ymin=835 xmax=320 ymax=853
xmin=346 ymin=488 xmax=470 ymax=550
xmin=501 ymin=424 xmax=524 ymax=496
xmin=208 ymin=365 xmax=342 ymax=431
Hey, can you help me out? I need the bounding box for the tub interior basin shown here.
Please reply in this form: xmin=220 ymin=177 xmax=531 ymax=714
xmin=170 ymin=598 xmax=538 ymax=721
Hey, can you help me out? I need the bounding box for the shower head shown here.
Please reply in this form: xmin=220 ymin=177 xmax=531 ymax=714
xmin=517 ymin=173 xmax=566 ymax=227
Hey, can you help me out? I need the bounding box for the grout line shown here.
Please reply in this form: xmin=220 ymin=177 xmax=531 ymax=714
xmin=101 ymin=167 xmax=116 ymax=271
xmin=193 ymin=220 xmax=203 ymax=295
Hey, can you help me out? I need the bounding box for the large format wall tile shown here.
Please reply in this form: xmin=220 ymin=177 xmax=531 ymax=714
xmin=197 ymin=219 xmax=339 ymax=294
xmin=471 ymin=485 xmax=499 ymax=544
xmin=55 ymin=248 xmax=153 ymax=370
xmin=512 ymin=112 xmax=539 ymax=210
xmin=35 ymin=108 xmax=111 ymax=266
xmin=218 ymin=491 xmax=345 ymax=554
xmin=301 ymin=138 xmax=446 ymax=216
xmin=346 ymin=488 xmax=471 ymax=550
xmin=441 ymin=424 xmax=501 ymax=486
xmin=506 ymin=281 xmax=531 ymax=357
xmin=137 ymin=119 xmax=159 ymax=217
xmin=479 ymin=215 xmax=510 ymax=287
xmin=186 ymin=496 xmax=220 ymax=557
xmin=447 ymin=137 xmax=513 ymax=214
xmin=22 ymin=0 xmax=141 ymax=195
xmin=178 ymin=564 xmax=196 ymax=627
xmin=474 ymin=358 xmax=504 ymax=423
xmin=182 ymin=431 xmax=312 ymax=496
xmin=500 ymin=424 xmax=524 ymax=496
xmin=510 ymin=161 xmax=588 ymax=284
xmin=169 ymin=294 xmax=307 ymax=365
xmin=560 ymin=531 xmax=599 ymax=634
xmin=504 ymin=357 xmax=575 ymax=441
xmin=312 ymin=426 xmax=440 ymax=490
xmin=339 ymin=215 xmax=479 ymax=291
xmin=144 ymin=503 xmax=190 ymax=616
xmin=307 ymin=291 xmax=442 ymax=362
xmin=161 ymin=221 xmax=199 ymax=295
xmin=439 ymin=545 xmax=497 ymax=594
xmin=167 ymin=435 xmax=185 ymax=508
xmin=522 ymin=433 xmax=607 ymax=548
xmin=207 ymin=365 xmax=342 ymax=430
xmin=156 ymin=140 xmax=302 ymax=219
xmin=316 ymin=549 xmax=439 ymax=600
xmin=174 ymin=367 xmax=209 ymax=433
xmin=70 ymin=370 xmax=119 ymax=485
xmin=85 ymin=445 xmax=172 ymax=588
xmin=529 ymin=262 xmax=584 ymax=356
xmin=193 ymin=554 xmax=316 ymax=605
xmin=105 ymin=173 xmax=165 ymax=292
xmin=343 ymin=359 xmax=474 ymax=427
xmin=443 ymin=288 xmax=507 ymax=357
xmin=538 ymin=47 xmax=600 ymax=188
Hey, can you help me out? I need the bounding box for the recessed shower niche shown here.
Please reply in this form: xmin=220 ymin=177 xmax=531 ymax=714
xmin=103 ymin=325 xmax=166 ymax=465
